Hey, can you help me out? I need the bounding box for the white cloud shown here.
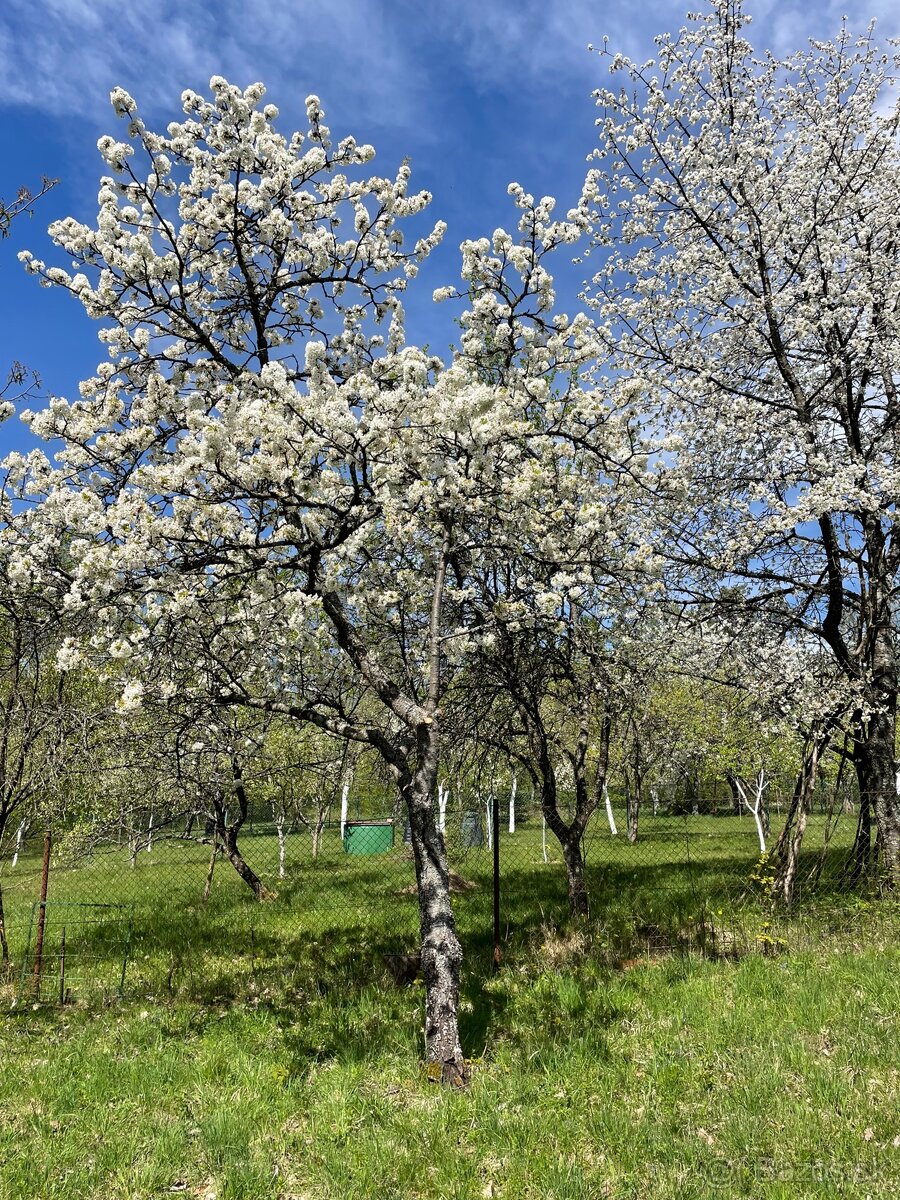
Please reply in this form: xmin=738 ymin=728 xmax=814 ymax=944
xmin=749 ymin=0 xmax=900 ymax=52
xmin=1 ymin=0 xmax=220 ymax=115
xmin=4 ymin=1 xmax=896 ymax=136
xmin=0 ymin=0 xmax=429 ymax=136
xmin=417 ymin=0 xmax=668 ymax=90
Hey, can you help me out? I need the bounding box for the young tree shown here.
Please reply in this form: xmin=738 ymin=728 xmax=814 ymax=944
xmin=170 ymin=712 xmax=276 ymax=901
xmin=581 ymin=0 xmax=900 ymax=882
xmin=257 ymin=723 xmax=352 ymax=867
xmin=431 ymin=191 xmax=655 ymax=916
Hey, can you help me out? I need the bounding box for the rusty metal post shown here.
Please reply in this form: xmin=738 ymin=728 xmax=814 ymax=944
xmin=492 ymin=789 xmax=501 ymax=973
xmin=31 ymin=830 xmax=52 ymax=995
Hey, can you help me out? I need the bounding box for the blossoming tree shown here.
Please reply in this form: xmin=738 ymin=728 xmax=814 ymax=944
xmin=434 ymin=191 xmax=660 ymax=915
xmin=16 ymin=77 xmax=607 ymax=1082
xmin=580 ymin=0 xmax=900 ymax=882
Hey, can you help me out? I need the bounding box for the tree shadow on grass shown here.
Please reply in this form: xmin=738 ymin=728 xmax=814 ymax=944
xmin=5 ymin=836 xmax=878 ymax=1073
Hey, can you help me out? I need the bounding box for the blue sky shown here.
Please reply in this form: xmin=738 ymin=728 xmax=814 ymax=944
xmin=2 ymin=0 xmax=898 ymax=455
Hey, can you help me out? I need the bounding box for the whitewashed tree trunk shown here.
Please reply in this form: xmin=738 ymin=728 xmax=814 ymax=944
xmin=275 ymin=811 xmax=287 ymax=878
xmin=486 ymin=795 xmax=493 ymax=851
xmin=736 ymin=772 xmax=769 ymax=855
xmin=651 ymin=786 xmax=659 ymax=817
xmin=146 ymin=810 xmax=154 ymax=853
xmin=11 ymin=821 xmax=26 ymax=868
xmin=202 ymin=841 xmax=218 ymax=902
xmin=604 ymin=782 xmax=618 ymax=836
xmin=312 ymin=804 xmax=327 ymax=858
xmin=542 ymin=815 xmax=548 ymax=863
xmin=508 ymin=776 xmax=517 ymax=834
xmin=340 ymin=780 xmax=349 ymax=842
xmin=437 ymin=781 xmax=448 ymax=834
xmin=751 ymin=807 xmax=766 ymax=854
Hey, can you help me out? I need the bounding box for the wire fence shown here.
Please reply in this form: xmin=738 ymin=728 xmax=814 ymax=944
xmin=0 ymin=787 xmax=887 ymax=1006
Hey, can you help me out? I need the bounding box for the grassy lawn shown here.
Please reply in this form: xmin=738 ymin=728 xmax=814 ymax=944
xmin=1 ymin=928 xmax=898 ymax=1199
xmin=0 ymin=807 xmax=862 ymax=994
xmin=1 ymin=810 xmax=897 ymax=1198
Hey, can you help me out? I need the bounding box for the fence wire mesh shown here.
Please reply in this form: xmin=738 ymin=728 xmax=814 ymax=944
xmin=16 ymin=901 xmax=132 ymax=1005
xmin=0 ymin=787 xmax=888 ymax=1006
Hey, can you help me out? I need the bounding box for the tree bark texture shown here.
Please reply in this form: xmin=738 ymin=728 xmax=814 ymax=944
xmin=774 ymin=740 xmax=822 ymax=905
xmin=202 ymin=763 xmax=274 ymax=901
xmin=560 ymin=831 xmax=589 ymax=917
xmin=404 ymin=727 xmax=467 ymax=1086
xmin=625 ymin=772 xmax=640 ymax=845
xmin=0 ymin=883 xmax=9 ymax=977
xmin=854 ymin=699 xmax=900 ymax=887
xmin=536 ymin=749 xmax=591 ymax=918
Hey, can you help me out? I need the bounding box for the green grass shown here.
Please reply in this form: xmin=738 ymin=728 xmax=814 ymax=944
xmin=1 ymin=928 xmax=898 ymax=1199
xmin=1 ymin=808 xmax=896 ymax=1198
xmin=0 ymin=807 xmax=862 ymax=1000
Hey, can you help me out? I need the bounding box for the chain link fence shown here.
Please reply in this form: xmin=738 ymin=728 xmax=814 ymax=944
xmin=0 ymin=786 xmax=885 ymax=1006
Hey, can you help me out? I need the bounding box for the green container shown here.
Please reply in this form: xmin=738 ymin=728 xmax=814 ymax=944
xmin=343 ymin=819 xmax=395 ymax=855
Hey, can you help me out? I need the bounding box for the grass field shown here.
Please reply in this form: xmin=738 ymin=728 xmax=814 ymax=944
xmin=0 ymin=806 xmax=862 ymax=997
xmin=1 ymin=807 xmax=897 ymax=1198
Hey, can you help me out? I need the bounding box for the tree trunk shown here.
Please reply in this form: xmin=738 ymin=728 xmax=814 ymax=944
xmin=535 ymin=748 xmax=594 ymax=919
xmin=774 ymin=741 xmax=821 ymax=904
xmin=625 ymin=774 xmax=640 ymax=844
xmin=0 ymin=883 xmax=10 ymax=978
xmin=846 ymin=791 xmax=874 ymax=884
xmin=340 ymin=780 xmax=349 ymax=841
xmin=561 ymin=832 xmax=589 ymax=917
xmin=11 ymin=819 xmax=27 ymax=867
xmin=736 ymin=776 xmax=768 ymax=855
xmin=404 ymin=736 xmax=467 ymax=1087
xmin=438 ymin=781 xmax=449 ymax=834
xmin=627 ymin=742 xmax=643 ymax=842
xmin=275 ymin=813 xmax=287 ymax=879
xmin=604 ymin=782 xmax=618 ymax=836
xmin=727 ymin=772 xmax=742 ymax=817
xmin=314 ymin=536 xmax=465 ymax=1082
xmin=312 ymin=805 xmax=326 ymax=858
xmin=202 ymin=841 xmax=218 ymax=903
xmin=203 ymin=764 xmax=274 ymax=901
xmin=855 ymin=702 xmax=900 ymax=886
xmin=221 ymin=824 xmax=273 ymax=900
xmin=751 ymin=803 xmax=767 ymax=855
xmin=779 ymin=791 xmax=811 ymax=906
